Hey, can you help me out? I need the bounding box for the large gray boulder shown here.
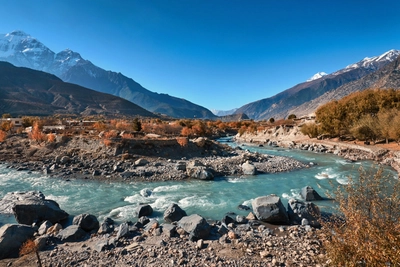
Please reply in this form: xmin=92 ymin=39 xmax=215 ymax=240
xmin=137 ymin=204 xmax=153 ymax=218
xmin=301 ymin=186 xmax=324 ymax=201
xmin=186 ymin=161 xmax=214 ymax=180
xmin=163 ymin=203 xmax=187 ymax=223
xmin=56 ymin=225 xmax=87 ymax=242
xmin=178 ymin=214 xmax=210 ymax=240
xmin=0 ymin=191 xmax=68 ymax=225
xmin=241 ymin=161 xmax=257 ymax=175
xmin=0 ymin=224 xmax=35 ymax=259
xmin=252 ymin=195 xmax=289 ymax=224
xmin=287 ymin=198 xmax=321 ymax=227
xmin=73 ymin=214 xmax=99 ymax=232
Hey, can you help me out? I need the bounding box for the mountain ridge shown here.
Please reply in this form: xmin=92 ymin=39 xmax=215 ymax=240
xmin=0 ymin=31 xmax=216 ymax=119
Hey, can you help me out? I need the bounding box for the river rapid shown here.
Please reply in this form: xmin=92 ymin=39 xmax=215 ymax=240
xmin=0 ymin=138 xmax=396 ymax=226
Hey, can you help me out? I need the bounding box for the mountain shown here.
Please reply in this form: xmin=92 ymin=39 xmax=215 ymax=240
xmin=211 ymin=108 xmax=238 ymax=116
xmin=234 ymin=49 xmax=400 ymax=120
xmin=0 ymin=31 xmax=216 ymax=119
xmin=290 ymin=54 xmax=400 ymax=116
xmin=307 ymin=72 xmax=327 ymax=82
xmin=0 ymin=61 xmax=157 ymax=117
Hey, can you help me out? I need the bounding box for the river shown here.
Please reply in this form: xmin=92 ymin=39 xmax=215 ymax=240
xmin=0 ymin=139 xmax=396 ymax=226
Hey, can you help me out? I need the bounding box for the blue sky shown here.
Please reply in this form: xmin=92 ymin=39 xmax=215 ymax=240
xmin=2 ymin=0 xmax=400 ymax=111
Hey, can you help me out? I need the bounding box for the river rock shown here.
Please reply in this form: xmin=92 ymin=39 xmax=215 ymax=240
xmin=252 ymin=195 xmax=289 ymax=224
xmin=135 ymin=158 xmax=149 ymax=166
xmin=163 ymin=203 xmax=187 ymax=223
xmin=57 ymin=225 xmax=87 ymax=242
xmin=0 ymin=224 xmax=35 ymax=259
xmin=38 ymin=220 xmax=53 ymax=235
xmin=300 ymin=186 xmax=324 ymax=201
xmin=186 ymin=161 xmax=214 ymax=180
xmin=178 ymin=214 xmax=211 ymax=241
xmin=0 ymin=191 xmax=69 ymax=225
xmin=287 ymin=198 xmax=321 ymax=227
xmin=193 ymin=137 xmax=207 ymax=147
xmin=73 ymin=213 xmax=99 ymax=232
xmin=137 ymin=204 xmax=153 ymax=218
xmin=241 ymin=160 xmax=257 ymax=175
xmin=116 ymin=222 xmax=130 ymax=239
xmin=140 ymin=188 xmax=152 ymax=197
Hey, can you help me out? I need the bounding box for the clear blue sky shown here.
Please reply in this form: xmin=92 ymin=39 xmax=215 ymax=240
xmin=2 ymin=0 xmax=400 ymax=111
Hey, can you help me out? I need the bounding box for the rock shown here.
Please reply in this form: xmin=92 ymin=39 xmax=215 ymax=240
xmin=0 ymin=224 xmax=35 ymax=259
xmin=301 ymin=186 xmax=324 ymax=201
xmin=46 ymin=223 xmax=62 ymax=236
xmin=0 ymin=191 xmax=69 ymax=225
xmin=287 ymin=198 xmax=321 ymax=227
xmin=56 ymin=225 xmax=87 ymax=242
xmin=241 ymin=160 xmax=257 ymax=175
xmin=186 ymin=161 xmax=214 ymax=180
xmin=228 ymin=231 xmax=238 ymax=239
xmin=98 ymin=221 xmax=114 ymax=235
xmin=38 ymin=220 xmax=53 ymax=235
xmin=178 ymin=214 xmax=211 ymax=240
xmin=60 ymin=156 xmax=70 ymax=164
xmin=196 ymin=239 xmax=204 ymax=249
xmin=236 ymin=215 xmax=248 ymax=224
xmin=137 ymin=204 xmax=153 ymax=218
xmin=252 ymin=195 xmax=289 ymax=224
xmin=237 ymin=204 xmax=250 ymax=211
xmin=246 ymin=212 xmax=257 ymax=221
xmin=161 ymin=224 xmax=176 ymax=238
xmin=193 ymin=137 xmax=207 ymax=147
xmin=175 ymin=161 xmax=186 ymax=171
xmin=138 ymin=216 xmax=150 ymax=226
xmin=116 ymin=222 xmax=130 ymax=239
xmin=163 ymin=203 xmax=187 ymax=223
xmin=221 ymin=214 xmax=236 ymax=227
xmin=135 ymin=158 xmax=149 ymax=166
xmin=94 ymin=238 xmax=110 ymax=252
xmin=72 ymin=213 xmax=99 ymax=232
xmin=34 ymin=235 xmax=48 ymax=251
xmin=140 ymin=188 xmax=152 ymax=197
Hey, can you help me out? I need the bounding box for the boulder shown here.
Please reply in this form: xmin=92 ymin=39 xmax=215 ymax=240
xmin=178 ymin=214 xmax=211 ymax=241
xmin=175 ymin=161 xmax=187 ymax=171
xmin=163 ymin=203 xmax=187 ymax=223
xmin=140 ymin=188 xmax=152 ymax=197
xmin=135 ymin=158 xmax=149 ymax=166
xmin=252 ymin=195 xmax=289 ymax=224
xmin=73 ymin=214 xmax=99 ymax=232
xmin=98 ymin=221 xmax=114 ymax=235
xmin=38 ymin=220 xmax=53 ymax=235
xmin=0 ymin=191 xmax=68 ymax=225
xmin=116 ymin=222 xmax=130 ymax=239
xmin=161 ymin=224 xmax=177 ymax=238
xmin=287 ymin=198 xmax=321 ymax=227
xmin=56 ymin=225 xmax=87 ymax=242
xmin=137 ymin=204 xmax=153 ymax=218
xmin=0 ymin=224 xmax=35 ymax=259
xmin=46 ymin=223 xmax=62 ymax=236
xmin=192 ymin=137 xmax=208 ymax=147
xmin=186 ymin=161 xmax=214 ymax=180
xmin=241 ymin=161 xmax=257 ymax=175
xmin=301 ymin=186 xmax=324 ymax=201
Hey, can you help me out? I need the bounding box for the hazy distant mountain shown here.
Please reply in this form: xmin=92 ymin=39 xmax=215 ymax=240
xmin=211 ymin=108 xmax=238 ymax=116
xmin=0 ymin=31 xmax=216 ymax=119
xmin=290 ymin=54 xmax=400 ymax=116
xmin=0 ymin=61 xmax=157 ymax=117
xmin=235 ymin=49 xmax=400 ymax=120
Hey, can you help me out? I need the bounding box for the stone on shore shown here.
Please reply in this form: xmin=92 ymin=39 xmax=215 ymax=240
xmin=241 ymin=160 xmax=257 ymax=175
xmin=57 ymin=225 xmax=87 ymax=242
xmin=0 ymin=191 xmax=69 ymax=225
xmin=73 ymin=213 xmax=99 ymax=232
xmin=178 ymin=214 xmax=211 ymax=241
xmin=163 ymin=203 xmax=187 ymax=223
xmin=252 ymin=195 xmax=289 ymax=224
xmin=301 ymin=186 xmax=324 ymax=201
xmin=186 ymin=160 xmax=214 ymax=180
xmin=137 ymin=204 xmax=153 ymax=218
xmin=0 ymin=224 xmax=35 ymax=259
xmin=287 ymin=198 xmax=321 ymax=227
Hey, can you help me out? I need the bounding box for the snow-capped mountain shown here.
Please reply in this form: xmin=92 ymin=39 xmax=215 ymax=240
xmin=307 ymin=72 xmax=327 ymax=82
xmin=235 ymin=49 xmax=400 ymax=120
xmin=0 ymin=30 xmax=216 ymax=119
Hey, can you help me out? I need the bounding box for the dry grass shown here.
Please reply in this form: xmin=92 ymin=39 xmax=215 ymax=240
xmin=320 ymin=166 xmax=400 ymax=266
xmin=0 ymin=130 xmax=6 ymax=142
xmin=20 ymin=239 xmax=42 ymax=267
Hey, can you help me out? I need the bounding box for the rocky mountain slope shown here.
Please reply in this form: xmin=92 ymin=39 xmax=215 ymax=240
xmin=235 ymin=50 xmax=400 ymax=120
xmin=0 ymin=62 xmax=156 ymax=117
xmin=290 ymin=54 xmax=400 ymax=116
xmin=0 ymin=31 xmax=216 ymax=119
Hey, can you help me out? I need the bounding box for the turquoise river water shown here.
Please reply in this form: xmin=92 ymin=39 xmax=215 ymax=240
xmin=0 ymin=139 xmax=396 ymax=226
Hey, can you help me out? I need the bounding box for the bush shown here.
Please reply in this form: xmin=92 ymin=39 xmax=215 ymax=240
xmin=288 ymin=114 xmax=296 ymax=120
xmin=300 ymin=122 xmax=319 ymax=138
xmin=320 ymin=166 xmax=400 ymax=266
xmin=0 ymin=130 xmax=6 ymax=142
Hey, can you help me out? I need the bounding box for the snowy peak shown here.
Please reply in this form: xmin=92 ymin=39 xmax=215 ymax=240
xmin=307 ymin=72 xmax=327 ymax=82
xmin=343 ymin=49 xmax=400 ymax=72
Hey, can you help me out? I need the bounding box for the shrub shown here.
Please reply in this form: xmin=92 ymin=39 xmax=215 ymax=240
xmin=320 ymin=166 xmax=400 ymax=266
xmin=29 ymin=122 xmax=47 ymax=143
xmin=288 ymin=114 xmax=297 ymax=120
xmin=47 ymin=133 xmax=56 ymax=143
xmin=103 ymin=139 xmax=113 ymax=147
xmin=176 ymin=137 xmax=188 ymax=147
xmin=300 ymin=122 xmax=319 ymax=138
xmin=0 ymin=130 xmax=6 ymax=142
xmin=20 ymin=239 xmax=42 ymax=267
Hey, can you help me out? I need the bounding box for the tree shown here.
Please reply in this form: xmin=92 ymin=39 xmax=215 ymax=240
xmin=132 ymin=118 xmax=142 ymax=132
xmin=287 ymin=114 xmax=296 ymax=120
xmin=269 ymin=118 xmax=275 ymax=123
xmin=2 ymin=113 xmax=11 ymax=118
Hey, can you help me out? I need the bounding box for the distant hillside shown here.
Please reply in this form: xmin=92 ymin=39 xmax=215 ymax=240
xmin=0 ymin=31 xmax=217 ymax=119
xmin=290 ymin=55 xmax=400 ymax=116
xmin=0 ymin=62 xmax=157 ymax=117
xmin=235 ymin=50 xmax=400 ymax=120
